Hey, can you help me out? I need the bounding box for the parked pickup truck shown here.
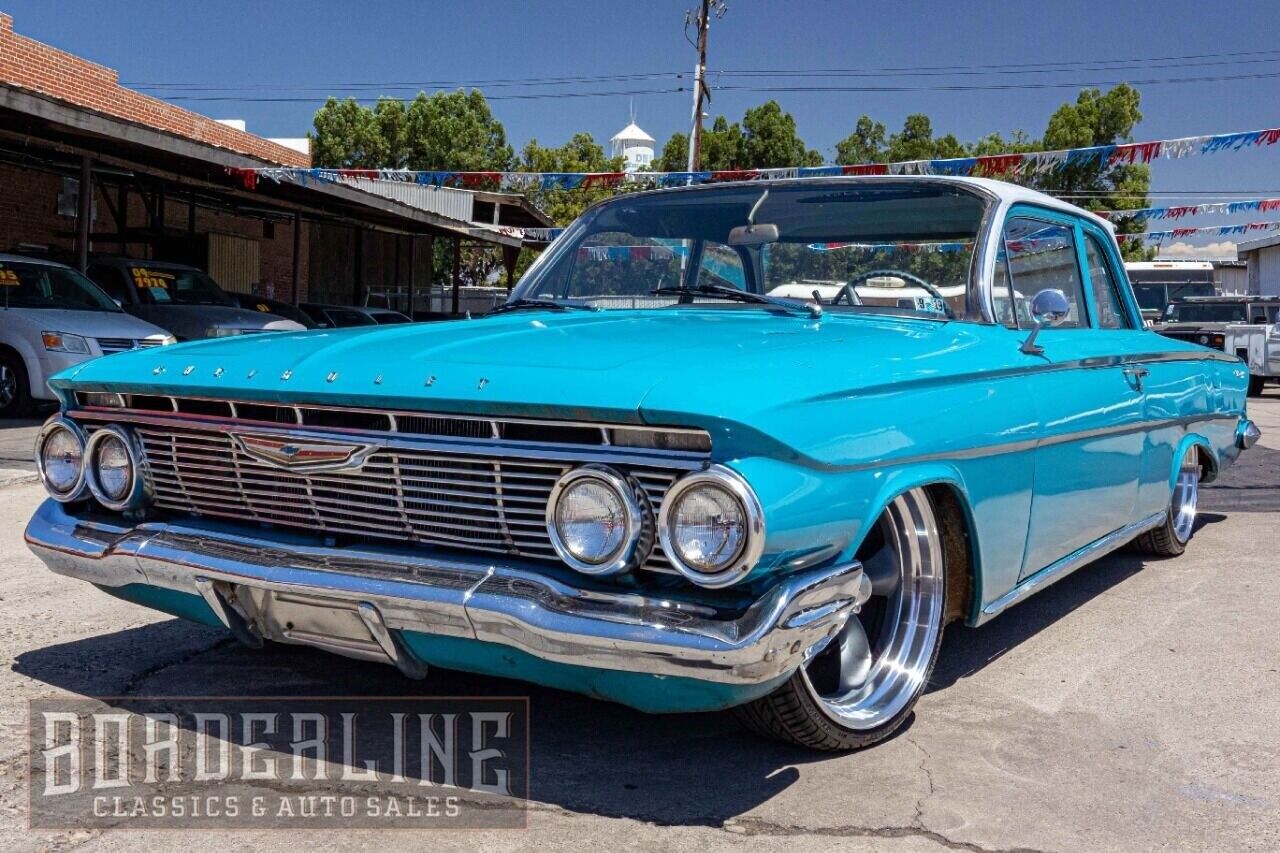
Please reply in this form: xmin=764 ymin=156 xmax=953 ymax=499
xmin=1159 ymin=296 xmax=1280 ymax=396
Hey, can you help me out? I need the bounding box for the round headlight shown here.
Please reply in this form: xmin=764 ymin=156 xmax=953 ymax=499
xmin=1198 ymin=334 xmax=1209 ymax=344
xmin=658 ymin=466 xmax=764 ymax=588
xmin=36 ymin=419 xmax=86 ymax=501
xmin=85 ymin=426 xmax=143 ymax=511
xmin=546 ymin=466 xmax=644 ymax=575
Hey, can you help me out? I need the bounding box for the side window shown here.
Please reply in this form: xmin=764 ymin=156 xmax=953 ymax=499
xmin=87 ymin=265 xmax=129 ymax=303
xmin=1082 ymin=234 xmax=1130 ymax=329
xmin=1002 ymin=217 xmax=1087 ymax=328
xmin=695 ymin=242 xmax=746 ymax=290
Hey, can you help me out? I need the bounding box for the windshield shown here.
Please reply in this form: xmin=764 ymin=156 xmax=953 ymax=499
xmin=512 ymin=182 xmax=988 ymax=320
xmin=1164 ymin=302 xmax=1248 ymax=323
xmin=0 ymin=260 xmax=120 ymax=312
xmin=126 ymin=265 xmax=234 ymax=306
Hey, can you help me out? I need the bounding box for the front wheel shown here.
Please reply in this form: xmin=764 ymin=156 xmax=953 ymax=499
xmin=736 ymin=488 xmax=946 ymax=750
xmin=1247 ymin=375 xmax=1265 ymax=398
xmin=0 ymin=350 xmax=32 ymax=419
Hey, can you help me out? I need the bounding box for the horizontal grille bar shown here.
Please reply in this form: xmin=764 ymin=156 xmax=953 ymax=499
xmin=129 ymin=423 xmax=685 ymax=573
xmin=75 ymin=394 xmax=712 ymax=456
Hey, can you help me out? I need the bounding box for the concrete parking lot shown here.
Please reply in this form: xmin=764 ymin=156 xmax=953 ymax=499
xmin=0 ymin=394 xmax=1277 ymax=852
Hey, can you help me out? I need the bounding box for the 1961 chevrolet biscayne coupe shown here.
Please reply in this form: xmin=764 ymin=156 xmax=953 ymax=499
xmin=27 ymin=177 xmax=1261 ymax=750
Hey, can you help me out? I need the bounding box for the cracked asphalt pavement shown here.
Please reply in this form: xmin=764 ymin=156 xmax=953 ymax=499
xmin=0 ymin=393 xmax=1277 ymax=851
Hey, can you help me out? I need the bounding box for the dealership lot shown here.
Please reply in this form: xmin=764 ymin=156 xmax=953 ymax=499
xmin=0 ymin=395 xmax=1276 ymax=851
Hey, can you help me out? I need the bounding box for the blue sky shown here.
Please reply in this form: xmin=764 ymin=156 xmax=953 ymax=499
xmin=8 ymin=0 xmax=1280 ymax=256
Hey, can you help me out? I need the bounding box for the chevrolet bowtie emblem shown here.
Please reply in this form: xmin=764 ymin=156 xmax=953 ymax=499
xmin=231 ymin=433 xmax=375 ymax=472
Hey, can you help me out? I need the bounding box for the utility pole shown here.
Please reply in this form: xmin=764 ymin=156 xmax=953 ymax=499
xmin=685 ymin=0 xmax=725 ymax=173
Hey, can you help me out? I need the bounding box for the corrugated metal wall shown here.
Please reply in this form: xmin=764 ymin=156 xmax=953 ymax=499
xmin=1248 ymin=245 xmax=1280 ymax=296
xmin=206 ymin=232 xmax=260 ymax=293
xmin=339 ymin=177 xmax=475 ymax=222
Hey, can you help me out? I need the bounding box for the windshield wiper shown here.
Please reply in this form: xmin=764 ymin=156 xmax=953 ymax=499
xmin=650 ymin=284 xmax=822 ymax=318
xmin=489 ymin=298 xmax=599 ymax=315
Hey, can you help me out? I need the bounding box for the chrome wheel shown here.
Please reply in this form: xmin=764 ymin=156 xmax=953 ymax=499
xmin=1171 ymin=448 xmax=1200 ymax=544
xmin=799 ymin=488 xmax=945 ymax=731
xmin=0 ymin=364 xmax=15 ymax=409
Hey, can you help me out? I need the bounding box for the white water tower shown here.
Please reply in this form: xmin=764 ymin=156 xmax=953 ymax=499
xmin=611 ymin=113 xmax=656 ymax=173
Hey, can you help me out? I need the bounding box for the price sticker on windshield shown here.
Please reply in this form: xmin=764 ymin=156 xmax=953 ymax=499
xmin=0 ymin=266 xmax=18 ymax=286
xmin=131 ymin=268 xmax=173 ymax=289
xmin=914 ymin=296 xmax=948 ymax=316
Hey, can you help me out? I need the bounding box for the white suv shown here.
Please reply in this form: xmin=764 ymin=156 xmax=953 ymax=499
xmin=0 ymin=254 xmax=173 ymax=417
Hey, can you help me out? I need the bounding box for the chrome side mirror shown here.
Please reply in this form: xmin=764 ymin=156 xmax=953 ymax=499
xmin=1020 ymin=288 xmax=1070 ymax=355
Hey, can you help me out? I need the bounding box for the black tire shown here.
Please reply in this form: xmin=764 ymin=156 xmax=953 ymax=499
xmin=736 ymin=488 xmax=949 ymax=751
xmin=735 ymin=619 xmax=945 ymax=751
xmin=1247 ymin=375 xmax=1265 ymax=398
xmin=0 ymin=350 xmax=32 ymax=418
xmin=1130 ymin=513 xmax=1187 ymax=557
xmin=1131 ymin=447 xmax=1200 ymax=557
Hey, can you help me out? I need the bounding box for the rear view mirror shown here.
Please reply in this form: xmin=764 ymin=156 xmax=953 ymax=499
xmin=727 ymin=223 xmax=779 ymax=246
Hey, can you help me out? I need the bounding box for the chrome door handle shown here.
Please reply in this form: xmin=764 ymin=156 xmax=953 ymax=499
xmin=1123 ymin=365 xmax=1150 ymax=390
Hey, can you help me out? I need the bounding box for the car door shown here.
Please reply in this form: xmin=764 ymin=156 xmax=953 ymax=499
xmin=1000 ymin=209 xmax=1147 ymax=580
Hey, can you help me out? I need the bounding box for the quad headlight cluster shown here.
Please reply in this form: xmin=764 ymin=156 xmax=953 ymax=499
xmin=546 ymin=463 xmax=763 ymax=588
xmin=36 ymin=417 xmax=146 ymax=511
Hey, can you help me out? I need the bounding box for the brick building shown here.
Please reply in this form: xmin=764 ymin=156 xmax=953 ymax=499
xmin=0 ymin=12 xmax=549 ymax=310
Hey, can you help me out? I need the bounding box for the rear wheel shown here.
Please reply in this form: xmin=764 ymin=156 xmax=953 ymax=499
xmin=737 ymin=488 xmax=946 ymax=750
xmin=1247 ymin=375 xmax=1265 ymax=397
xmin=1132 ymin=446 xmax=1200 ymax=557
xmin=0 ymin=351 xmax=32 ymax=418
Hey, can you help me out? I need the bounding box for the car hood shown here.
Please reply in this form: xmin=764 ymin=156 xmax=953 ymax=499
xmin=1 ymin=307 xmax=170 ymax=339
xmin=53 ymin=309 xmax=1018 ymax=457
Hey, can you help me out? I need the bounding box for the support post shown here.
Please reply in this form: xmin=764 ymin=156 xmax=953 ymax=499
xmin=291 ymin=213 xmax=302 ymax=304
xmin=408 ymin=236 xmax=417 ymax=317
xmin=451 ymin=237 xmax=462 ymax=315
xmin=76 ymin=156 xmax=92 ymax=271
xmin=116 ymin=181 xmax=127 ymax=254
xmin=502 ymin=244 xmax=520 ymax=290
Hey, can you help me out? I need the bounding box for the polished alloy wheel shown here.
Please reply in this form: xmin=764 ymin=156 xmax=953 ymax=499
xmin=799 ymin=488 xmax=945 ymax=731
xmin=1171 ymin=448 xmax=1200 ymax=544
xmin=0 ymin=364 xmax=15 ymax=409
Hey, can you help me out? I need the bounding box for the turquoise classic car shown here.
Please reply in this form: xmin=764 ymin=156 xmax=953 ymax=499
xmin=26 ymin=177 xmax=1261 ymax=750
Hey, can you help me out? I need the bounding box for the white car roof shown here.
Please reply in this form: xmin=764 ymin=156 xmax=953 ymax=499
xmin=0 ymin=252 xmax=72 ymax=268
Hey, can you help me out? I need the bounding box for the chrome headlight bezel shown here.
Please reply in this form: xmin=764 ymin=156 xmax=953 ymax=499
xmin=658 ymin=465 xmax=765 ymax=588
xmin=84 ymin=425 xmax=147 ymax=511
xmin=546 ymin=465 xmax=646 ymax=576
xmin=35 ymin=416 xmax=88 ymax=502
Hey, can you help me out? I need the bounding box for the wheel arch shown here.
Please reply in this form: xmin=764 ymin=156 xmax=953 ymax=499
xmin=853 ymin=466 xmax=980 ymax=628
xmin=1175 ymin=433 xmax=1219 ymax=485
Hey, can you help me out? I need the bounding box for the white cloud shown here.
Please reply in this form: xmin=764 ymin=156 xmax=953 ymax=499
xmin=1157 ymin=241 xmax=1238 ymax=260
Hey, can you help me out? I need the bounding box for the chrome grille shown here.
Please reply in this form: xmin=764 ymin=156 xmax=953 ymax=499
xmin=94 ymin=337 xmax=165 ymax=354
xmin=134 ymin=425 xmax=683 ymax=570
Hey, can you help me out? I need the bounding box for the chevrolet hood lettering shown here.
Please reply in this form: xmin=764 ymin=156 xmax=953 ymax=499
xmin=231 ymin=433 xmax=375 ymax=472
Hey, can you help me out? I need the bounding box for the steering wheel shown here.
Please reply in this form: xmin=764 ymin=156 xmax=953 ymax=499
xmin=847 ymin=269 xmax=954 ymax=318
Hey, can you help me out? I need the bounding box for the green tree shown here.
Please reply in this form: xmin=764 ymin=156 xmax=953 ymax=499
xmin=1031 ymin=85 xmax=1151 ymax=258
xmin=310 ymin=90 xmax=513 ymax=173
xmin=519 ymin=132 xmax=624 ymax=225
xmin=741 ymin=100 xmax=817 ymax=168
xmin=655 ymin=131 xmax=689 ymax=173
xmin=835 ymin=115 xmax=888 ymax=165
xmin=885 ymin=114 xmax=966 ymax=162
xmin=309 ymin=98 xmax=390 ymax=168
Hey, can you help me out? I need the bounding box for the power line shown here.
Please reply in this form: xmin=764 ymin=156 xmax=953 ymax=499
xmin=126 ymin=45 xmax=1280 ymax=93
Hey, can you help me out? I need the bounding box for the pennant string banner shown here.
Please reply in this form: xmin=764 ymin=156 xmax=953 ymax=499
xmin=1099 ymin=197 xmax=1280 ymax=221
xmin=226 ymin=123 xmax=1280 ymax=192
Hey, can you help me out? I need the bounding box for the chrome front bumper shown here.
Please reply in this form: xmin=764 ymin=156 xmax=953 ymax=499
xmin=25 ymin=500 xmax=868 ymax=687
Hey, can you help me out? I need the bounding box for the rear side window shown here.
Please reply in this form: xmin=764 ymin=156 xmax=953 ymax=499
xmin=1083 ymin=234 xmax=1130 ymax=329
xmin=1002 ymin=217 xmax=1087 ymax=328
xmin=87 ymin=264 xmax=130 ymax=303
